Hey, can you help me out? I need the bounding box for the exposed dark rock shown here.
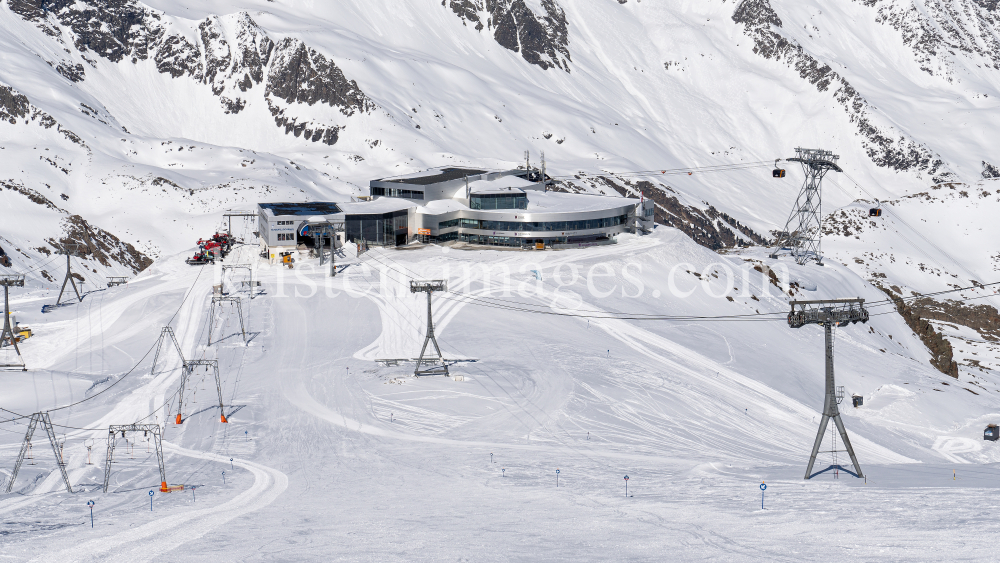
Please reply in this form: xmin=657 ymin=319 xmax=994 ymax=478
xmin=0 ymin=180 xmax=68 ymax=212
xmin=910 ymin=298 xmax=1000 ymax=342
xmin=983 ymin=161 xmax=1000 ymax=179
xmin=444 ymin=0 xmax=571 ymax=71
xmin=9 ymin=3 xmax=363 ymax=145
xmin=879 ymin=287 xmax=959 ymax=377
xmin=732 ymin=0 xmax=948 ymax=178
xmin=265 ymin=38 xmax=373 ymax=114
xmin=0 ymin=85 xmax=30 ymax=124
xmin=55 ymin=62 xmax=86 ymax=82
xmin=50 ymin=215 xmax=152 ymax=273
xmin=555 ymin=175 xmax=767 ymax=250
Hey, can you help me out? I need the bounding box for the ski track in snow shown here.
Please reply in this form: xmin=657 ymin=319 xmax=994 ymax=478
xmin=27 ymin=443 xmax=287 ymax=563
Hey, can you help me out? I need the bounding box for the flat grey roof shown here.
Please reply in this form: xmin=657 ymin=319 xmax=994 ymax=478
xmin=379 ymin=167 xmax=487 ymax=185
xmin=259 ymin=202 xmax=342 ymax=216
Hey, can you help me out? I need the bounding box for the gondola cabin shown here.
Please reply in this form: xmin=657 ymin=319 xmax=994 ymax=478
xmin=986 ymin=424 xmax=999 ymax=442
xmin=852 ymin=394 xmax=863 ymax=408
xmin=869 ymin=208 xmax=882 ymax=217
xmin=772 ymin=168 xmax=786 ymax=178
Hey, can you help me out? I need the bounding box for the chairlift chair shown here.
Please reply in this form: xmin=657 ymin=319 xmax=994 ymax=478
xmin=986 ymin=424 xmax=999 ymax=441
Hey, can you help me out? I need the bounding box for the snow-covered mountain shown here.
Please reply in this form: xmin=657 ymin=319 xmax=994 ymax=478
xmin=3 ymin=1 xmax=1000 ymax=558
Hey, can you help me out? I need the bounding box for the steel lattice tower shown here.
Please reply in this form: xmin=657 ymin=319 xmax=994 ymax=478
xmin=103 ymin=424 xmax=166 ymax=492
xmin=787 ymin=298 xmax=868 ymax=479
xmin=770 ymin=148 xmax=843 ymax=265
xmin=6 ymin=412 xmax=73 ymax=493
xmin=411 ymin=280 xmax=449 ymax=377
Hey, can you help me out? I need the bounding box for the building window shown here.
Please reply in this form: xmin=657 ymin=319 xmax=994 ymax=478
xmin=277 ymin=233 xmax=294 ymax=242
xmin=371 ymin=187 xmax=424 ymax=200
xmin=276 ymin=220 xmax=295 ymax=226
xmin=470 ymin=193 xmax=528 ymax=210
xmin=438 ymin=218 xmax=460 ymax=229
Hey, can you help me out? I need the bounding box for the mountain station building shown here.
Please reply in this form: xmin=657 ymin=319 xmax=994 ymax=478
xmin=257 ymin=167 xmax=654 ymax=257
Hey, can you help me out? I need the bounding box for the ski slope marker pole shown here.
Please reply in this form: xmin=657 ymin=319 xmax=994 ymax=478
xmin=149 ymin=490 xmax=154 ymax=511
xmin=624 ymin=475 xmax=629 ymax=497
xmin=230 ymin=458 xmax=234 ymax=470
xmin=192 ymin=486 xmax=196 ymax=502
xmin=556 ymin=469 xmax=560 ymax=487
xmin=222 ymin=471 xmax=226 ymax=484
xmin=245 ymin=430 xmax=248 ymax=441
xmin=760 ymin=483 xmax=766 ymax=510
xmin=87 ymin=500 xmax=94 ymax=528
xmin=502 ymin=468 xmax=505 ymax=477
xmin=490 ymin=453 xmax=493 ymax=464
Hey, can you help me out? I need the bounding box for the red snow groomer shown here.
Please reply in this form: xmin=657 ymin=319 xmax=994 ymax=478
xmin=186 ymin=240 xmax=223 ymax=265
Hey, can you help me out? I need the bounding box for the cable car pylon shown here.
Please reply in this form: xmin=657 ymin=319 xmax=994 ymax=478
xmin=787 ymin=299 xmax=868 ymax=479
xmin=1 ymin=275 xmax=27 ymax=371
xmin=769 ymin=148 xmax=842 ymax=265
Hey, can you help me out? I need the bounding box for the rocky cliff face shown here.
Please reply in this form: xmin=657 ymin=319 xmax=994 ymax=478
xmin=7 ymin=0 xmax=374 ymax=145
xmin=444 ymin=0 xmax=571 ymax=71
xmin=731 ymin=0 xmax=950 ymax=181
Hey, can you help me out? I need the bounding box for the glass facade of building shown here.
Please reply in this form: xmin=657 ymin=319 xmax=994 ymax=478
xmin=345 ymin=210 xmax=409 ymax=246
xmin=470 ymin=193 xmax=528 ymax=210
xmin=370 ymin=186 xmax=424 ymax=200
xmin=458 ymin=214 xmax=629 ymax=233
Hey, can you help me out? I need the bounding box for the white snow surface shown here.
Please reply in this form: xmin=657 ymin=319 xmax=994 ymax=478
xmin=1 ymin=233 xmax=999 ymax=561
xmin=2 ymin=0 xmax=1000 ymax=559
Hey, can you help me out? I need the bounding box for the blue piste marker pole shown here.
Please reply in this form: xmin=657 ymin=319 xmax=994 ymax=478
xmin=624 ymin=475 xmax=629 ymax=497
xmin=222 ymin=471 xmax=226 ymax=485
xmin=230 ymin=458 xmax=234 ymax=470
xmin=192 ymin=486 xmax=196 ymax=502
xmin=502 ymin=468 xmax=505 ymax=477
xmin=556 ymin=469 xmax=560 ymax=487
xmin=87 ymin=500 xmax=95 ymax=528
xmin=149 ymin=490 xmax=154 ymax=511
xmin=760 ymin=483 xmax=767 ymax=509
xmin=490 ymin=453 xmax=493 ymax=464
xmin=244 ymin=430 xmax=248 ymax=442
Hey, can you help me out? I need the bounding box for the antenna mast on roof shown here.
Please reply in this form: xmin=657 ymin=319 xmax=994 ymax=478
xmin=541 ymin=152 xmax=546 ymax=192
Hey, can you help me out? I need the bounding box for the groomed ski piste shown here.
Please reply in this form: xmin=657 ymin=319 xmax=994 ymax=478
xmin=2 ymin=222 xmax=999 ymax=562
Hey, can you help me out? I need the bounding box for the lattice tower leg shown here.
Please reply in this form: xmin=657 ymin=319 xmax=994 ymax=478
xmin=213 ymin=364 xmax=228 ymax=423
xmin=102 ymin=429 xmax=117 ymax=493
xmin=5 ymin=413 xmax=40 ymax=492
xmin=235 ymin=300 xmax=246 ymax=342
xmin=208 ymin=300 xmax=217 ymax=345
xmin=175 ymin=366 xmax=190 ymax=424
xmin=153 ymin=428 xmax=167 ymax=490
xmin=41 ymin=412 xmax=73 ymax=493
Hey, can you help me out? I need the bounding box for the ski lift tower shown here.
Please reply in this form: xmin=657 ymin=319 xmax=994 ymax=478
xmin=1 ymin=275 xmax=26 ymax=371
xmin=411 ymin=280 xmax=449 ymax=377
xmin=770 ymin=148 xmax=842 ymax=265
xmin=787 ymin=298 xmax=868 ymax=479
xmin=55 ymin=243 xmax=85 ymax=305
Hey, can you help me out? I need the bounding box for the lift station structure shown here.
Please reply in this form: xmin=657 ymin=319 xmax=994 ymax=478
xmin=787 ymin=298 xmax=868 ymax=479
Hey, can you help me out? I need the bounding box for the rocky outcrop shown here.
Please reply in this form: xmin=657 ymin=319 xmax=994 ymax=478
xmin=443 ymin=0 xmax=571 ymax=71
xmin=983 ymin=161 xmax=1000 ymax=179
xmin=852 ymin=0 xmax=1000 ymax=78
xmin=880 ymin=287 xmax=959 ymax=376
xmin=732 ymin=0 xmax=951 ymax=181
xmin=8 ymin=1 xmax=371 ymax=145
xmin=553 ymin=175 xmax=768 ymax=250
xmin=49 ymin=215 xmax=152 ymax=273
